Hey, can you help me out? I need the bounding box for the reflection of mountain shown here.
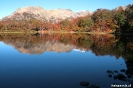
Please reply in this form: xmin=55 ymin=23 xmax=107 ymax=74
xmin=0 ymin=34 xmax=89 ymax=54
xmin=0 ymin=33 xmax=133 ymax=59
xmin=9 ymin=40 xmax=77 ymax=54
xmin=73 ymin=49 xmax=86 ymax=52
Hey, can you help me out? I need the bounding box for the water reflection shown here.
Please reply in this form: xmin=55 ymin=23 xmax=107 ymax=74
xmin=0 ymin=33 xmax=116 ymax=54
xmin=0 ymin=33 xmax=133 ymax=88
xmin=0 ymin=33 xmax=133 ymax=59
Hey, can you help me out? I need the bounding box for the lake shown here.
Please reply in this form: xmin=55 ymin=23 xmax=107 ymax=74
xmin=0 ymin=33 xmax=133 ymax=88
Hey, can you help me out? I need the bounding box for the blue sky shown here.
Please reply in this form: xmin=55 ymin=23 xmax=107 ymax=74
xmin=0 ymin=0 xmax=133 ymax=19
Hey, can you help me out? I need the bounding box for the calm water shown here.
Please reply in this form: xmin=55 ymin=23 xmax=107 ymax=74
xmin=0 ymin=33 xmax=133 ymax=88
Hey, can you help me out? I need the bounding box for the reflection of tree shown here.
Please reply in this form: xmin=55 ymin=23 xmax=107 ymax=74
xmin=90 ymin=35 xmax=133 ymax=60
xmin=0 ymin=33 xmax=133 ymax=59
xmin=90 ymin=35 xmax=116 ymax=56
xmin=101 ymin=35 xmax=133 ymax=86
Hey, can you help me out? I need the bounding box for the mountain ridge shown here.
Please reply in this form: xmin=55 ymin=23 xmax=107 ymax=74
xmin=1 ymin=6 xmax=92 ymax=22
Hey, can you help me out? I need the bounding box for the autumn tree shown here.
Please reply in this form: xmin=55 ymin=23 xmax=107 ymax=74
xmin=60 ymin=19 xmax=73 ymax=31
xmin=92 ymin=9 xmax=117 ymax=32
xmin=77 ymin=16 xmax=94 ymax=31
xmin=125 ymin=4 xmax=133 ymax=31
xmin=0 ymin=22 xmax=3 ymax=31
xmin=113 ymin=6 xmax=126 ymax=33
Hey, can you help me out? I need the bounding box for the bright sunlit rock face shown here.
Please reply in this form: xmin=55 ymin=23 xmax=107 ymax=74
xmin=2 ymin=6 xmax=92 ymax=22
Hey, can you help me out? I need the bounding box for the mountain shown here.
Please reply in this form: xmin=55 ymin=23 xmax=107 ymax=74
xmin=1 ymin=6 xmax=92 ymax=22
xmin=75 ymin=10 xmax=92 ymax=17
xmin=115 ymin=6 xmax=127 ymax=11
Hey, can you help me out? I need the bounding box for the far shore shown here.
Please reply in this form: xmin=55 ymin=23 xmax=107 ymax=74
xmin=0 ymin=30 xmax=114 ymax=34
xmin=1 ymin=30 xmax=133 ymax=35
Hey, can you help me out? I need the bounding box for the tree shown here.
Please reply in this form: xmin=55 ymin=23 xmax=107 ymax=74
xmin=60 ymin=19 xmax=71 ymax=31
xmin=77 ymin=17 xmax=93 ymax=30
xmin=113 ymin=7 xmax=126 ymax=32
xmin=125 ymin=4 xmax=133 ymax=30
xmin=0 ymin=22 xmax=3 ymax=30
xmin=92 ymin=9 xmax=115 ymax=32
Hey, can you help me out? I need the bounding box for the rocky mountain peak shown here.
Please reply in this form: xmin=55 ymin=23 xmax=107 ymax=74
xmin=1 ymin=6 xmax=92 ymax=22
xmin=115 ymin=6 xmax=127 ymax=11
xmin=14 ymin=6 xmax=44 ymax=14
xmin=75 ymin=10 xmax=92 ymax=17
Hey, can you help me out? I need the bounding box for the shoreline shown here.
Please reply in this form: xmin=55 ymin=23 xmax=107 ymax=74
xmin=0 ymin=30 xmax=114 ymax=34
xmin=0 ymin=31 xmax=132 ymax=35
xmin=1 ymin=30 xmax=132 ymax=35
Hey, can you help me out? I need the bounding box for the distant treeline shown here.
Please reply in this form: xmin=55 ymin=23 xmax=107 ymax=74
xmin=0 ymin=4 xmax=133 ymax=33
